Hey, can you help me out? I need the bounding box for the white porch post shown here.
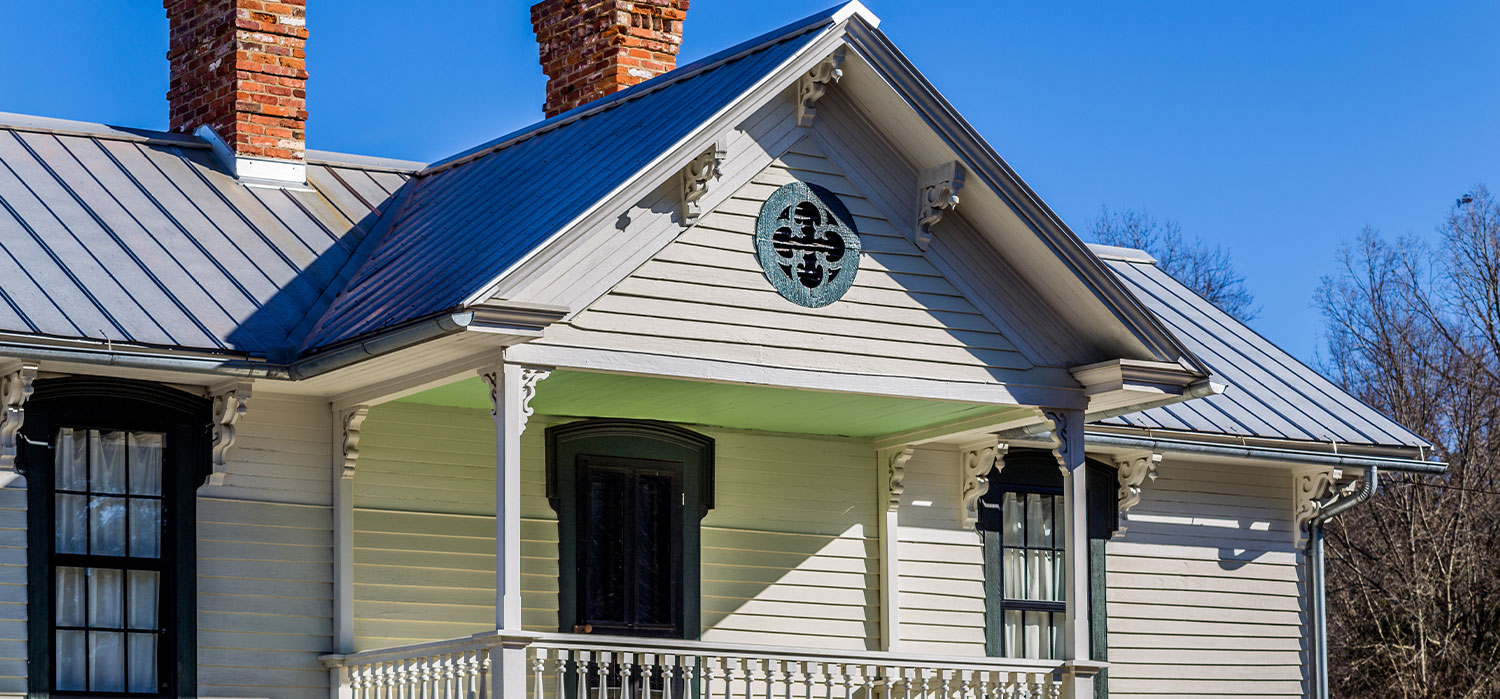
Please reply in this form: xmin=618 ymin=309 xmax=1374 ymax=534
xmin=331 ymin=406 xmax=368 ymax=655
xmin=876 ymin=446 xmax=913 ymax=651
xmin=483 ymin=359 xmax=549 ymax=699
xmin=1046 ymin=408 xmax=1094 ymax=698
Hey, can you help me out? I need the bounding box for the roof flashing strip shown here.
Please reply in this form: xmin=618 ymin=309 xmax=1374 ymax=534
xmin=196 ymin=124 xmax=309 ymax=188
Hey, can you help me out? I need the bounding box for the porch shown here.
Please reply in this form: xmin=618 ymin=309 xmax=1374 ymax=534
xmin=320 ymin=364 xmax=1111 ymax=698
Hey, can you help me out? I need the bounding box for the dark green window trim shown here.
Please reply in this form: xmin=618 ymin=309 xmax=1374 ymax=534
xmin=546 ymin=419 xmax=714 ymax=640
xmin=18 ymin=378 xmax=210 ymax=699
xmin=979 ymin=449 xmax=1115 ymax=696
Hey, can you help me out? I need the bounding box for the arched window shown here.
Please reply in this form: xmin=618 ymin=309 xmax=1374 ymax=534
xmin=546 ymin=419 xmax=714 ymax=639
xmin=977 ymin=448 xmax=1115 ymax=660
xmin=19 ymin=377 xmax=210 ymax=697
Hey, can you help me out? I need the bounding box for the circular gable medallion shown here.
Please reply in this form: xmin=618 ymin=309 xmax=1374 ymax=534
xmin=753 ymin=181 xmax=861 ymax=308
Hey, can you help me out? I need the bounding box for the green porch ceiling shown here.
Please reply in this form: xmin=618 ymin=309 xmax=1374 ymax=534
xmin=397 ymin=370 xmax=1017 ymax=437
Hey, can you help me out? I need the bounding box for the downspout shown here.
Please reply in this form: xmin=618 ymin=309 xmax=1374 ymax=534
xmin=1308 ymin=464 xmax=1379 ymax=699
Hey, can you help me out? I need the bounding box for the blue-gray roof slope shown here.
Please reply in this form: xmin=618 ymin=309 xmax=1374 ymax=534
xmin=0 ymin=112 xmax=415 ymax=358
xmin=1093 ymin=244 xmax=1428 ymax=450
xmin=300 ymin=9 xmax=839 ymax=351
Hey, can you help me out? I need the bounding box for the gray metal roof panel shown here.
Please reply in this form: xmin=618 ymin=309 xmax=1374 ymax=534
xmin=1095 ymin=246 xmax=1429 ymax=449
xmin=301 ymin=14 xmax=832 ymax=350
xmin=0 ymin=117 xmax=408 ymax=356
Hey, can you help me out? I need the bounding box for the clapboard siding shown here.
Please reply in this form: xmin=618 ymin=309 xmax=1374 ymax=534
xmin=199 ymin=392 xmax=334 ymax=506
xmin=533 ymin=135 xmax=1041 ymax=386
xmin=895 ymin=444 xmax=988 ymax=656
xmin=1106 ymin=458 xmax=1307 ymax=697
xmin=197 ymin=497 xmax=332 ymax=699
xmin=352 ymin=402 xmax=879 ymax=650
xmin=0 ymin=480 xmax=25 ymax=695
xmin=349 ymin=403 xmax=555 ymax=650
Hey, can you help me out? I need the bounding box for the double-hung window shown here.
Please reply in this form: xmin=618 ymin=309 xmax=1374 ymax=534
xmin=22 ymin=378 xmax=209 ymax=698
xmin=978 ymin=449 xmax=1115 ymax=663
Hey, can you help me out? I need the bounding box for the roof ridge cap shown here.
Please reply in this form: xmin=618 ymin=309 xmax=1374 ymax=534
xmin=0 ymin=111 xmax=205 ymax=148
xmin=415 ymin=6 xmax=845 ymax=178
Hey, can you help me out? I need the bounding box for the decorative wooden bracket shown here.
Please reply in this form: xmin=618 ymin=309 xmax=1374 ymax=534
xmin=340 ymin=406 xmax=370 ymax=481
xmin=1113 ymin=451 xmax=1162 ymax=537
xmin=797 ymin=46 xmax=846 ymax=127
xmin=1041 ymin=408 xmax=1085 ymax=475
xmin=0 ymin=362 xmax=38 ymax=471
xmin=884 ymin=446 xmax=914 ymax=512
xmin=959 ymin=438 xmax=1007 ymax=530
xmin=680 ymin=141 xmax=727 ymax=225
xmin=1293 ymin=467 xmax=1340 ymax=548
xmin=208 ymin=380 xmax=252 ymax=486
xmin=915 ymin=161 xmax=965 ymax=250
xmin=483 ymin=366 xmax=552 ymax=435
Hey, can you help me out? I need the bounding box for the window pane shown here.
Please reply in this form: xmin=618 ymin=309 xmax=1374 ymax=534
xmin=55 ymin=493 xmax=87 ymax=554
xmin=1002 ymin=547 xmax=1023 ymax=599
xmin=1050 ymin=614 xmax=1064 ymax=660
xmin=56 ymin=630 xmax=87 ymax=691
xmin=1027 ymin=549 xmax=1056 ymax=601
xmin=56 ymin=428 xmax=88 ymax=491
xmin=89 ymin=630 xmax=126 ymax=692
xmin=129 ymin=500 xmax=162 ymax=558
xmin=88 ymin=567 xmax=124 ymax=629
xmin=127 ymin=433 xmax=163 ymax=496
xmin=92 ymin=430 xmax=127 ymax=495
xmin=1053 ymin=551 xmax=1066 ymax=602
xmin=635 ymin=473 xmax=673 ymax=626
xmin=1023 ymin=610 xmax=1046 ymax=659
xmin=1027 ymin=494 xmax=1052 ymax=548
xmin=1002 ymin=492 xmax=1022 ymax=546
xmin=56 ymin=566 xmax=85 ymax=626
xmin=1054 ymin=494 xmax=1066 ymax=550
xmin=128 ymin=633 xmax=158 ymax=693
xmin=90 ymin=496 xmax=128 ymax=556
xmin=1004 ymin=609 xmax=1022 ymax=658
xmin=127 ymin=570 xmax=159 ymax=630
xmin=583 ymin=468 xmax=628 ymax=625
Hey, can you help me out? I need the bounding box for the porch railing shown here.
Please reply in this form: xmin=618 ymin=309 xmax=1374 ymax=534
xmin=320 ymin=632 xmax=1099 ymax=699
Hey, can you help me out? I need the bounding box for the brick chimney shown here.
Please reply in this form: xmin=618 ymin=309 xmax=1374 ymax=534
xmin=531 ymin=0 xmax=689 ymax=118
xmin=165 ymin=0 xmax=308 ymax=184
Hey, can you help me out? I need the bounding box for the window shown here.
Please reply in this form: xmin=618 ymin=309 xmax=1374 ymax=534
xmin=978 ymin=449 xmax=1115 ymax=662
xmin=21 ymin=378 xmax=210 ymax=698
xmin=52 ymin=428 xmax=167 ymax=693
xmin=547 ymin=419 xmax=714 ymax=640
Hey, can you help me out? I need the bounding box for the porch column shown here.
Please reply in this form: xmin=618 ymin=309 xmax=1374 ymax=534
xmin=1045 ymin=408 xmax=1094 ymax=698
xmin=483 ymin=360 xmax=550 ymax=630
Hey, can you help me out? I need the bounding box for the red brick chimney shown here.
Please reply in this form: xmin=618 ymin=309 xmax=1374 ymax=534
xmin=531 ymin=0 xmax=689 ymax=118
xmin=165 ymin=0 xmax=308 ymax=183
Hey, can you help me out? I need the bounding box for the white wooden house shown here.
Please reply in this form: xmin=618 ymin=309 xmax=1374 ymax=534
xmin=0 ymin=2 xmax=1439 ymax=698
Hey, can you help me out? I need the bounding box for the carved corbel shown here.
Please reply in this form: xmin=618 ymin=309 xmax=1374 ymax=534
xmin=884 ymin=446 xmax=914 ymax=512
xmin=797 ymin=47 xmax=846 ymax=127
xmin=1041 ymin=409 xmax=1085 ymax=475
xmin=340 ymin=406 xmax=370 ymax=481
xmin=915 ymin=161 xmax=965 ymax=250
xmin=0 ymin=362 xmax=38 ymax=471
xmin=208 ymin=380 xmax=252 ymax=486
xmin=1293 ymin=468 xmax=1339 ymax=548
xmin=1113 ymin=451 xmax=1162 ymax=537
xmin=680 ymin=141 xmax=728 ymax=225
xmin=959 ymin=439 xmax=1008 ymax=530
xmin=482 ymin=366 xmax=552 ymax=434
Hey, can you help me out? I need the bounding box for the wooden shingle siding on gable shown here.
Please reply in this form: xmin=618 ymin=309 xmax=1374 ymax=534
xmin=348 ymin=403 xmax=881 ymax=651
xmin=1106 ymin=459 xmax=1307 ymax=698
xmin=534 ymin=135 xmax=1040 ymax=387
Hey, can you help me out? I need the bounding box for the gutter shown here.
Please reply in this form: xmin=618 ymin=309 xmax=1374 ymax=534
xmin=1080 ymin=433 xmax=1446 ymax=474
xmin=0 ymin=301 xmax=568 ymax=383
xmin=1308 ymin=465 xmax=1379 ymax=699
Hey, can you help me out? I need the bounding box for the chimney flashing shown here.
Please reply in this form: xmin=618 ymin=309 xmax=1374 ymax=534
xmin=196 ymin=124 xmax=310 ymax=189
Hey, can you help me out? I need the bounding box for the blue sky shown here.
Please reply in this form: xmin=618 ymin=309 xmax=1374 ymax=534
xmin=3 ymin=1 xmax=1497 ymax=363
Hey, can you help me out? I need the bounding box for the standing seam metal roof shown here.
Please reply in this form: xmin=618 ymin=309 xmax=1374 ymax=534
xmin=1094 ymin=245 xmax=1428 ymax=449
xmin=300 ymin=8 xmax=838 ymax=351
xmin=0 ymin=112 xmax=414 ymax=357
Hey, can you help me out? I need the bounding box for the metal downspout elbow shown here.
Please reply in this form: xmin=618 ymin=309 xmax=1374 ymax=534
xmin=1309 ymin=464 xmax=1379 ymax=699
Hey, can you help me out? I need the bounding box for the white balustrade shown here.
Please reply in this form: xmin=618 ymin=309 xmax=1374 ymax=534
xmin=323 ymin=633 xmax=1081 ymax=699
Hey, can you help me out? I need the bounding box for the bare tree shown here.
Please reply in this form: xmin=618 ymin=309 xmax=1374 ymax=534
xmin=1315 ymin=187 xmax=1500 ymax=698
xmin=1090 ymin=207 xmax=1259 ymax=322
